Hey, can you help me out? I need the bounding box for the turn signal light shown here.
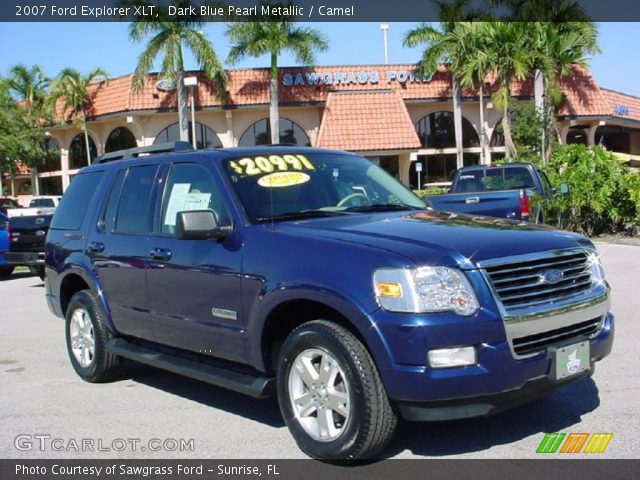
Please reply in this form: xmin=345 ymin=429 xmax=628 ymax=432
xmin=375 ymin=282 xmax=402 ymax=298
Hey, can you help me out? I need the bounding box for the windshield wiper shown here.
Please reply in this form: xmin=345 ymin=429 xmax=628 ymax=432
xmin=256 ymin=209 xmax=346 ymax=223
xmin=343 ymin=203 xmax=422 ymax=213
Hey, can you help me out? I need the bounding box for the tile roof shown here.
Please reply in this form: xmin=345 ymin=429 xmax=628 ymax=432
xmin=49 ymin=64 xmax=624 ymax=126
xmin=315 ymin=90 xmax=421 ymax=151
xmin=600 ymin=88 xmax=640 ymax=122
xmin=556 ymin=66 xmax=611 ymax=117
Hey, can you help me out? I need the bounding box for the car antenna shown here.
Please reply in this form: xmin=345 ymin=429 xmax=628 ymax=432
xmin=269 ymin=167 xmax=275 ymax=232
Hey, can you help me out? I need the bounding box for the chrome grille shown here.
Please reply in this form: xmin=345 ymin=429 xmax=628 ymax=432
xmin=484 ymin=250 xmax=593 ymax=313
xmin=512 ymin=317 xmax=602 ymax=356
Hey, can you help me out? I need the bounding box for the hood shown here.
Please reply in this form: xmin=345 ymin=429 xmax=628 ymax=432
xmin=277 ymin=210 xmax=593 ymax=269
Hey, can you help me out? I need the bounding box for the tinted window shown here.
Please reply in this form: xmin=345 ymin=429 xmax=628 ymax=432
xmin=453 ymin=167 xmax=535 ymax=192
xmin=99 ymin=170 xmax=126 ymax=232
xmin=115 ymin=165 xmax=158 ymax=234
xmin=29 ymin=198 xmax=55 ymax=208
xmin=51 ymin=172 xmax=104 ymax=230
xmin=160 ymin=163 xmax=229 ymax=234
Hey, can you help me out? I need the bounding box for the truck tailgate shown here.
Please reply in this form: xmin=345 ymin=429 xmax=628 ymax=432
xmin=427 ymin=190 xmax=524 ymax=219
xmin=8 ymin=215 xmax=52 ymax=253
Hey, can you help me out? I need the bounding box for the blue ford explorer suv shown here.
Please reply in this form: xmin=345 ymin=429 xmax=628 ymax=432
xmin=45 ymin=145 xmax=613 ymax=460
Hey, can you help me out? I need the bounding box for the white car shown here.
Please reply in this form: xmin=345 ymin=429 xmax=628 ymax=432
xmin=7 ymin=196 xmax=61 ymax=217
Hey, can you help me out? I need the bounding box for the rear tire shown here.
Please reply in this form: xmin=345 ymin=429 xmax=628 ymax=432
xmin=277 ymin=320 xmax=397 ymax=460
xmin=65 ymin=290 xmax=120 ymax=383
xmin=29 ymin=265 xmax=45 ymax=280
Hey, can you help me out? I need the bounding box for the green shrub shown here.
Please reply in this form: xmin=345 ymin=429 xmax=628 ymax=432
xmin=544 ymin=144 xmax=640 ymax=235
xmin=414 ymin=187 xmax=450 ymax=198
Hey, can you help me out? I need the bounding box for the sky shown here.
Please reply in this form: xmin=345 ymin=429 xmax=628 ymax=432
xmin=0 ymin=22 xmax=639 ymax=96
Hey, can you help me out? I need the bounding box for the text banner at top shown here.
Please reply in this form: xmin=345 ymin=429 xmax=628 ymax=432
xmin=5 ymin=0 xmax=640 ymax=22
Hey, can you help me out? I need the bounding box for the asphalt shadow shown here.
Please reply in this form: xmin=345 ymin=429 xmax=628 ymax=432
xmin=116 ymin=360 xmax=599 ymax=458
xmin=0 ymin=271 xmax=34 ymax=282
xmin=380 ymin=376 xmax=600 ymax=458
xmin=119 ymin=360 xmax=285 ymax=429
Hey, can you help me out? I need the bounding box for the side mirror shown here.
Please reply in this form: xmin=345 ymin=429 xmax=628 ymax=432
xmin=176 ymin=210 xmax=230 ymax=240
xmin=559 ymin=183 xmax=569 ymax=196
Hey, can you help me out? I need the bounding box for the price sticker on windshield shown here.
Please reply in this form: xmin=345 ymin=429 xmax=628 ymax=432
xmin=229 ymin=154 xmax=315 ymax=177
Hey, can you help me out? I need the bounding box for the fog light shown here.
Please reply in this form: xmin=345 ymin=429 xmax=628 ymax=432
xmin=427 ymin=346 xmax=476 ymax=368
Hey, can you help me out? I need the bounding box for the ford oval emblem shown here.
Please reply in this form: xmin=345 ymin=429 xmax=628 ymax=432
xmin=540 ymin=269 xmax=564 ymax=285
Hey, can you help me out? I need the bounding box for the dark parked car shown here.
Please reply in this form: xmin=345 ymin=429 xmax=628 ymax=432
xmin=0 ymin=197 xmax=21 ymax=216
xmin=0 ymin=211 xmax=12 ymax=277
xmin=44 ymin=145 xmax=613 ymax=460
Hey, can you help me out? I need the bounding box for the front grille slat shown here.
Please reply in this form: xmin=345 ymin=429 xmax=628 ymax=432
xmin=512 ymin=317 xmax=602 ymax=356
xmin=499 ymin=277 xmax=593 ymax=304
xmin=484 ymin=250 xmax=593 ymax=313
xmin=485 ymin=254 xmax=587 ymax=276
xmin=495 ymin=269 xmax=592 ymax=294
xmin=491 ymin=264 xmax=588 ymax=285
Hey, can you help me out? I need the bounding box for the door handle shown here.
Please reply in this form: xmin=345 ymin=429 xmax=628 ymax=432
xmin=86 ymin=242 xmax=105 ymax=253
xmin=149 ymin=248 xmax=172 ymax=261
xmin=465 ymin=196 xmax=480 ymax=204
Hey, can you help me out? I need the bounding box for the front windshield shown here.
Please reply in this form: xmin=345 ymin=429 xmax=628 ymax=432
xmin=223 ymin=152 xmax=427 ymax=223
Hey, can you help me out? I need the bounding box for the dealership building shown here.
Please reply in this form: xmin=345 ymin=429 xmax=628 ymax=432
xmin=3 ymin=63 xmax=640 ymax=203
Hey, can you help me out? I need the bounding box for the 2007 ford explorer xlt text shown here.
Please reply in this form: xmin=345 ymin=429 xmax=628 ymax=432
xmin=45 ymin=145 xmax=613 ymax=460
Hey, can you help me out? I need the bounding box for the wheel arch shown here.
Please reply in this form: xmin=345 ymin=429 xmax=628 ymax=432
xmin=251 ymin=289 xmax=392 ymax=375
xmin=58 ymin=266 xmax=114 ymax=333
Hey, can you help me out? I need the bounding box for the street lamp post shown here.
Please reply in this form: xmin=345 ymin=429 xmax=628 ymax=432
xmin=380 ymin=24 xmax=389 ymax=65
xmin=183 ymin=76 xmax=198 ymax=149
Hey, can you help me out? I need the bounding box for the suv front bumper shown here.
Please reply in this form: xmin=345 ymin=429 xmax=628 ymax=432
xmin=368 ymin=305 xmax=613 ymax=420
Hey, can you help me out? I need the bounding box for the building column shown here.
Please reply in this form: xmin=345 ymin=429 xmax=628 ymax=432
xmin=588 ymin=123 xmax=601 ymax=146
xmin=398 ymin=153 xmax=412 ymax=186
xmin=224 ymin=111 xmax=234 ymax=147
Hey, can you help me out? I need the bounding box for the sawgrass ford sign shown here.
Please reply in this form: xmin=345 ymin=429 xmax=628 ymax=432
xmin=282 ymin=70 xmax=434 ymax=86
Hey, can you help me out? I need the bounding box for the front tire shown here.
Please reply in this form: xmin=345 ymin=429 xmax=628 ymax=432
xmin=65 ymin=290 xmax=120 ymax=383
xmin=277 ymin=320 xmax=397 ymax=460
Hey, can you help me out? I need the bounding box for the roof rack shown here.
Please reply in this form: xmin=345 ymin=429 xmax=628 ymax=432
xmin=94 ymin=141 xmax=194 ymax=164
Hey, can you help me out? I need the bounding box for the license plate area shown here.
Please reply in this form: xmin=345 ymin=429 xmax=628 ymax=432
xmin=548 ymin=340 xmax=590 ymax=381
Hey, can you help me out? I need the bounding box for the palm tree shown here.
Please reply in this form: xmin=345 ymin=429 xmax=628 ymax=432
xmin=403 ymin=1 xmax=485 ymax=166
xmin=480 ymin=22 xmax=536 ymax=159
xmin=226 ymin=1 xmax=328 ymax=144
xmin=127 ymin=0 xmax=227 ymax=142
xmin=6 ymin=64 xmax=49 ymax=112
xmin=49 ymin=67 xmax=108 ymax=164
xmin=530 ymin=22 xmax=598 ymax=161
xmin=449 ymin=23 xmax=493 ymax=164
xmin=490 ymin=1 xmax=598 ymax=161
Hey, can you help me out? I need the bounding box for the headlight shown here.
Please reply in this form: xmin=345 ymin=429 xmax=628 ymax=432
xmin=373 ymin=266 xmax=479 ymax=316
xmin=587 ymin=250 xmax=606 ymax=286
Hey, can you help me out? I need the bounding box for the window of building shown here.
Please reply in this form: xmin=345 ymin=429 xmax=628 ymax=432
xmin=69 ymin=134 xmax=97 ymax=170
xmin=153 ymin=122 xmax=222 ymax=149
xmin=490 ymin=121 xmax=506 ymax=147
xmin=415 ymin=111 xmax=479 ymax=149
xmin=566 ymin=126 xmax=589 ymax=145
xmin=238 ymin=118 xmax=311 ymax=147
xmin=595 ymin=125 xmax=631 ymax=152
xmin=39 ymin=176 xmax=63 ymax=195
xmin=409 ymin=153 xmax=480 ymax=188
xmin=114 ymin=165 xmax=159 ymax=234
xmin=40 ymin=138 xmax=61 ymax=173
xmin=105 ymin=127 xmax=137 ymax=153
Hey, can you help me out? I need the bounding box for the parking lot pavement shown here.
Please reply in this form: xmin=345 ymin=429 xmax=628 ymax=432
xmin=0 ymin=243 xmax=638 ymax=460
